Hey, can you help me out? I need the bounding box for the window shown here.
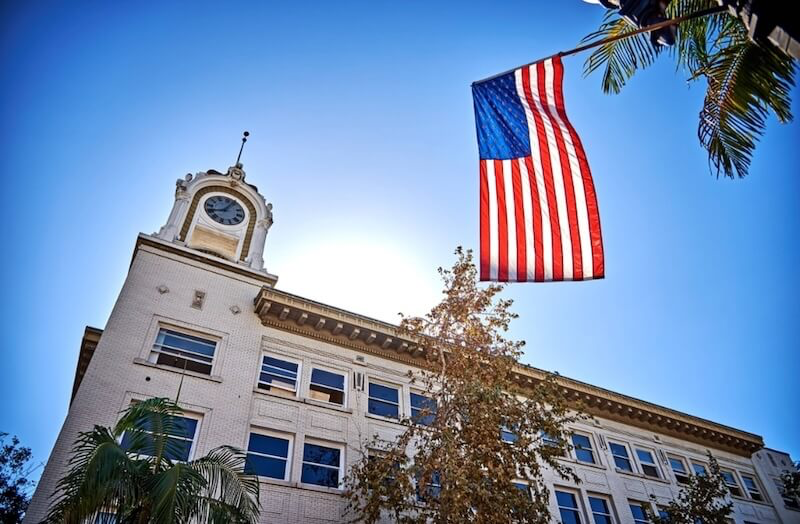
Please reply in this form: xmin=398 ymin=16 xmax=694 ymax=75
xmin=774 ymin=478 xmax=800 ymax=509
xmin=244 ymin=431 xmax=292 ymax=481
xmin=541 ymin=431 xmax=565 ymax=456
xmin=721 ymin=470 xmax=743 ymax=497
xmin=572 ymin=433 xmax=596 ymax=464
xmin=501 ymin=426 xmax=519 ymax=444
xmin=629 ymin=502 xmax=650 ymax=524
xmin=368 ymin=453 xmax=399 ymax=488
xmin=416 ymin=471 xmax=442 ymax=502
xmin=740 ymin=473 xmax=764 ymax=502
xmin=635 ymin=448 xmax=661 ymax=479
xmin=150 ymin=328 xmax=216 ymax=375
xmin=301 ymin=442 xmax=342 ymax=488
xmin=556 ymin=490 xmax=582 ymax=524
xmin=309 ymin=367 xmax=346 ymax=406
xmin=120 ymin=413 xmax=198 ymax=461
xmin=609 ymin=442 xmax=633 ymax=472
xmin=691 ymin=462 xmax=707 ymax=476
xmin=258 ymin=355 xmax=299 ymax=394
xmin=368 ymin=381 xmax=399 ymax=419
xmin=513 ymin=481 xmax=531 ymax=499
xmin=668 ymin=456 xmax=690 ymax=484
xmin=588 ymin=495 xmax=614 ymax=524
xmin=410 ymin=392 xmax=436 ymax=426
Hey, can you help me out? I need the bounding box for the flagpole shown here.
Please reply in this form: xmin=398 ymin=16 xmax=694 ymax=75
xmin=471 ymin=5 xmax=726 ymax=86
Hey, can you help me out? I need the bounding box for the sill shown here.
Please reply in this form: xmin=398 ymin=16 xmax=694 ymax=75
xmin=613 ymin=468 xmax=671 ymax=485
xmin=257 ymin=477 xmax=296 ymax=489
xmin=297 ymin=482 xmax=344 ymax=495
xmin=133 ymin=358 xmax=223 ymax=383
xmin=559 ymin=457 xmax=608 ymax=472
xmin=365 ymin=413 xmax=403 ymax=426
xmin=252 ymin=389 xmax=353 ymax=414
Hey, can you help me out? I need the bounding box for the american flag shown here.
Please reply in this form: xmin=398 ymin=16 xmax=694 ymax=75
xmin=472 ymin=56 xmax=604 ymax=282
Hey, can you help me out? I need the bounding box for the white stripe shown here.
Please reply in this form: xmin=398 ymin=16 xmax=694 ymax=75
xmin=515 ymin=68 xmax=553 ymax=280
xmin=486 ymin=160 xmax=499 ymax=281
xmin=518 ymin=159 xmax=535 ymax=281
xmin=530 ymin=63 xmax=573 ymax=280
xmin=502 ymin=159 xmax=516 ymax=280
xmin=543 ymin=59 xmax=593 ymax=279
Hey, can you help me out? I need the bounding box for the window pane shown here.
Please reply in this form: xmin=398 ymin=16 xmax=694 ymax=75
xmin=245 ymin=454 xmax=286 ymax=479
xmin=669 ymin=458 xmax=687 ymax=474
xmin=692 ymin=463 xmax=707 ymax=476
xmin=368 ymin=399 xmax=399 ymax=418
xmin=369 ymin=383 xmax=398 ymax=403
xmin=302 ymin=464 xmax=339 ymax=487
xmin=310 ymin=368 xmax=344 ymax=390
xmin=303 ymin=443 xmax=340 ymax=467
xmin=501 ymin=428 xmax=518 ymax=443
xmin=159 ymin=330 xmax=216 ymax=357
xmin=589 ymin=497 xmax=608 ymax=514
xmin=610 ymin=443 xmax=628 ymax=458
xmin=630 ymin=504 xmax=648 ymax=522
xmin=556 ymin=491 xmax=578 ymax=508
xmin=263 ymin=356 xmax=298 ymax=375
xmin=572 ymin=434 xmax=592 ymax=449
xmin=411 ymin=393 xmax=436 ymax=425
xmin=573 ymin=434 xmax=595 ymax=463
xmin=247 ymin=434 xmax=289 ymax=458
xmin=636 ymin=449 xmax=654 ymax=464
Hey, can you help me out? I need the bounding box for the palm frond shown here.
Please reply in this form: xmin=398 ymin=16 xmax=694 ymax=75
xmin=582 ymin=10 xmax=661 ymax=94
xmin=188 ymin=446 xmax=261 ymax=524
xmin=696 ymin=23 xmax=796 ymax=177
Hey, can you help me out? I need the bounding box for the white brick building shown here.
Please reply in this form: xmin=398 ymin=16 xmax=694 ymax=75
xmin=25 ymin=165 xmax=800 ymax=523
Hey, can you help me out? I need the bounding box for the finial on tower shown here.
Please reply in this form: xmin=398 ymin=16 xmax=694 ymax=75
xmin=236 ymin=131 xmax=250 ymax=166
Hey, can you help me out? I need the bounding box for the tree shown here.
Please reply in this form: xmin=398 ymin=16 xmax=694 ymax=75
xmin=344 ymin=248 xmax=582 ymax=524
xmin=779 ymin=463 xmax=800 ymax=502
xmin=648 ymin=453 xmax=733 ymax=524
xmin=582 ymin=0 xmax=796 ymax=178
xmin=44 ymin=398 xmax=260 ymax=524
xmin=1 ymin=433 xmax=34 ymax=523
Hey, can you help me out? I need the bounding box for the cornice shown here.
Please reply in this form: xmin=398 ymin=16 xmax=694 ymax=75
xmin=134 ymin=234 xmax=279 ymax=287
xmin=253 ymin=286 xmax=764 ymax=457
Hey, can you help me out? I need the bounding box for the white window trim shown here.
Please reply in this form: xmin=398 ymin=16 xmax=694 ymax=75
xmin=628 ymin=499 xmax=653 ymax=524
xmin=739 ymin=472 xmax=765 ymax=502
xmin=367 ymin=379 xmax=402 ymax=420
xmin=257 ymin=353 xmax=302 ymax=396
xmin=148 ymin=325 xmax=219 ymax=375
xmin=246 ymin=428 xmax=294 ymax=482
xmin=720 ymin=468 xmax=745 ymax=497
xmin=667 ymin=454 xmax=690 ymax=483
xmin=586 ymin=493 xmax=615 ymax=524
xmin=634 ymin=446 xmax=662 ymax=479
xmin=554 ymin=487 xmax=585 ymax=524
xmin=307 ymin=365 xmax=348 ymax=407
xmin=300 ymin=439 xmax=345 ymax=489
xmin=608 ymin=440 xmax=635 ymax=473
xmin=571 ymin=430 xmax=600 ymax=465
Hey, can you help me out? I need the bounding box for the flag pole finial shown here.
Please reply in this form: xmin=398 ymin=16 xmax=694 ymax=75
xmin=236 ymin=131 xmax=250 ymax=166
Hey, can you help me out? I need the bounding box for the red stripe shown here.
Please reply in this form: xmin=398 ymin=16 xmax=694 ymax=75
xmin=522 ymin=65 xmax=563 ymax=281
xmin=479 ymin=160 xmax=490 ymax=281
xmin=511 ymin=159 xmax=527 ymax=281
xmin=524 ymin=156 xmax=544 ymax=281
xmin=551 ymin=56 xmax=604 ymax=278
xmin=494 ymin=160 xmax=509 ymax=281
xmin=538 ymin=60 xmax=583 ymax=281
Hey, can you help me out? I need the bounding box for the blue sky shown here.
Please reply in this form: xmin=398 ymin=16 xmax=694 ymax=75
xmin=1 ymin=1 xmax=798 ymax=482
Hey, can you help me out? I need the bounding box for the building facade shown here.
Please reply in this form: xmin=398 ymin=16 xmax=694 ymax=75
xmin=25 ymin=165 xmax=800 ymax=523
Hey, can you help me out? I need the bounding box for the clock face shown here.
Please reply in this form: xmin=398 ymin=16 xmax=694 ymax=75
xmin=204 ymin=195 xmax=245 ymax=225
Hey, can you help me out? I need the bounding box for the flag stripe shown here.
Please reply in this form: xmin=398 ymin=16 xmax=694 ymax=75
xmin=474 ymin=57 xmax=603 ymax=282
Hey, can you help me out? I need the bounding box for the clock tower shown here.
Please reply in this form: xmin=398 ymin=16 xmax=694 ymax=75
xmin=155 ymin=162 xmax=275 ymax=274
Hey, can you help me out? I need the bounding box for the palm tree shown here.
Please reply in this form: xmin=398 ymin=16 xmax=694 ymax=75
xmin=582 ymin=0 xmax=796 ymax=178
xmin=43 ymin=398 xmax=260 ymax=524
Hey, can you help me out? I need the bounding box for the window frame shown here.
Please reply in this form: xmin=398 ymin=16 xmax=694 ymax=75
xmin=628 ymin=500 xmax=652 ymax=524
xmin=119 ymin=409 xmax=201 ymax=462
xmin=720 ymin=468 xmax=744 ymax=498
xmin=555 ymin=488 xmax=584 ymax=524
xmin=367 ymin=379 xmax=401 ymax=420
xmin=667 ymin=454 xmax=690 ymax=484
xmin=739 ymin=472 xmax=765 ymax=502
xmin=409 ymin=390 xmax=437 ymax=426
xmin=608 ymin=440 xmax=634 ymax=473
xmin=587 ymin=493 xmax=615 ymax=524
xmin=634 ymin=446 xmax=662 ymax=479
xmin=244 ymin=428 xmax=293 ymax=482
xmin=257 ymin=353 xmax=301 ymax=396
xmin=571 ymin=431 xmax=598 ymax=465
xmin=300 ymin=439 xmax=344 ymax=489
xmin=307 ymin=365 xmax=348 ymax=407
xmin=149 ymin=326 xmax=218 ymax=375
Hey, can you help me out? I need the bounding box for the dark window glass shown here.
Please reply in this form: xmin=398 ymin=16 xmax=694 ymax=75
xmin=556 ymin=491 xmax=581 ymax=524
xmin=572 ymin=434 xmax=595 ymax=464
xmin=636 ymin=449 xmax=660 ymax=478
xmin=368 ymin=383 xmax=399 ymax=418
xmin=629 ymin=503 xmax=649 ymax=524
xmin=669 ymin=457 xmax=690 ymax=483
xmin=153 ymin=329 xmax=216 ymax=374
xmin=309 ymin=368 xmax=345 ymax=405
xmin=589 ymin=496 xmax=613 ymax=524
xmin=692 ymin=463 xmax=707 ymax=476
xmin=245 ymin=453 xmax=287 ymax=479
xmin=259 ymin=356 xmax=298 ymax=391
xmin=410 ymin=393 xmax=436 ymax=426
xmin=721 ymin=471 xmax=743 ymax=497
xmin=610 ymin=443 xmax=633 ymax=471
xmin=301 ymin=443 xmax=341 ymax=487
